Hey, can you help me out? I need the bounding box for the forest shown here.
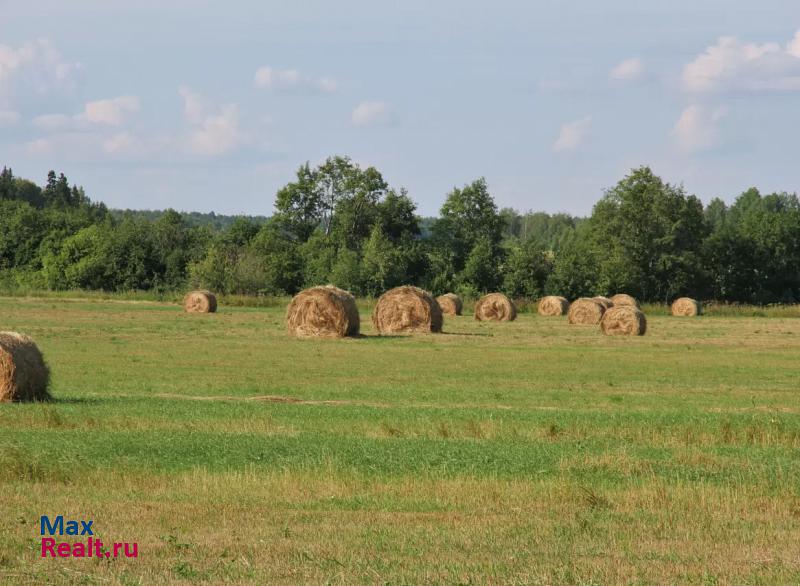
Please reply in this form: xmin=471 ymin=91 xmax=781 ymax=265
xmin=1 ymin=158 xmax=799 ymax=303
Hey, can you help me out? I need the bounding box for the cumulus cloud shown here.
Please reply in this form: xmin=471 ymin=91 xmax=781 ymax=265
xmin=788 ymin=30 xmax=800 ymax=58
xmin=672 ymin=104 xmax=728 ymax=153
xmin=103 ymin=132 xmax=143 ymax=155
xmin=30 ymin=96 xmax=140 ymax=132
xmin=553 ymin=116 xmax=591 ymax=152
xmin=178 ymin=88 xmax=243 ymax=156
xmin=610 ymin=57 xmax=645 ymax=81
xmin=683 ymin=31 xmax=800 ymax=92
xmin=187 ymin=104 xmax=242 ymax=155
xmin=351 ymin=101 xmax=392 ymax=127
xmin=33 ymin=114 xmax=74 ymax=131
xmin=23 ymin=129 xmax=161 ymax=162
xmin=24 ymin=137 xmax=54 ymax=155
xmin=179 ymin=86 xmax=206 ymax=124
xmin=253 ymin=66 xmax=337 ymax=93
xmin=0 ymin=38 xmax=81 ymax=98
xmin=0 ymin=110 xmax=20 ymax=126
xmin=81 ymin=96 xmax=140 ymax=126
xmin=32 ymin=113 xmax=72 ymax=130
xmin=26 ymin=89 xmax=245 ymax=160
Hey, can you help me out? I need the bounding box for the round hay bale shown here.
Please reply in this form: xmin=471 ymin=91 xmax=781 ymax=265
xmin=671 ymin=297 xmax=701 ymax=317
xmin=286 ymin=286 xmax=360 ymax=338
xmin=592 ymin=296 xmax=614 ymax=310
xmin=600 ymin=306 xmax=647 ymax=336
xmin=610 ymin=293 xmax=640 ymax=309
xmin=372 ymin=286 xmax=443 ymax=334
xmin=568 ymin=298 xmax=606 ymax=325
xmin=538 ymin=296 xmax=569 ymax=316
xmin=474 ymin=293 xmax=517 ymax=322
xmin=184 ymin=290 xmax=217 ymax=313
xmin=436 ymin=293 xmax=463 ymax=316
xmin=0 ymin=332 xmax=50 ymax=402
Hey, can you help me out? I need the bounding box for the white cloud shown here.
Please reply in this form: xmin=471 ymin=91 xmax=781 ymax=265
xmin=177 ymin=87 xmax=244 ymax=156
xmin=24 ymin=137 xmax=54 ymax=155
xmin=553 ymin=116 xmax=591 ymax=152
xmin=26 ymin=88 xmax=248 ymax=159
xmin=351 ymin=101 xmax=392 ymax=127
xmin=81 ymin=96 xmax=140 ymax=126
xmin=178 ymin=86 xmax=206 ymax=124
xmin=610 ymin=57 xmax=645 ymax=81
xmin=0 ymin=39 xmax=81 ymax=98
xmin=103 ymin=132 xmax=142 ymax=155
xmin=31 ymin=96 xmax=140 ymax=131
xmin=186 ymin=103 xmax=243 ymax=156
xmin=22 ymin=130 xmax=159 ymax=162
xmin=0 ymin=110 xmax=20 ymax=126
xmin=32 ymin=113 xmax=73 ymax=130
xmin=683 ymin=31 xmax=800 ymax=92
xmin=253 ymin=66 xmax=337 ymax=93
xmin=788 ymin=30 xmax=800 ymax=58
xmin=672 ymin=104 xmax=727 ymax=153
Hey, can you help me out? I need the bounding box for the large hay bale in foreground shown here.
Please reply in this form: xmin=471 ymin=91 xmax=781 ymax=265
xmin=474 ymin=293 xmax=517 ymax=322
xmin=672 ymin=297 xmax=701 ymax=317
xmin=373 ymin=286 xmax=443 ymax=334
xmin=436 ymin=293 xmax=463 ymax=316
xmin=0 ymin=332 xmax=50 ymax=402
xmin=592 ymin=296 xmax=614 ymax=310
xmin=286 ymin=286 xmax=360 ymax=338
xmin=610 ymin=293 xmax=640 ymax=309
xmin=538 ymin=296 xmax=569 ymax=316
xmin=568 ymin=298 xmax=606 ymax=325
xmin=601 ymin=306 xmax=647 ymax=336
xmin=184 ymin=290 xmax=217 ymax=313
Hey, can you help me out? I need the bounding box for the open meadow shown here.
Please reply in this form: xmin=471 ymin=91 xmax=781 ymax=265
xmin=1 ymin=296 xmax=799 ymax=584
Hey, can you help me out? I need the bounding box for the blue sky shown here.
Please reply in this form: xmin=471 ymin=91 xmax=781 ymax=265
xmin=1 ymin=0 xmax=800 ymax=216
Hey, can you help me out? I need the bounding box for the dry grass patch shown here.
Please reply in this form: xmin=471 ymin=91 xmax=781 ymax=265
xmin=568 ymin=298 xmax=606 ymax=325
xmin=537 ymin=296 xmax=569 ymax=316
xmin=672 ymin=297 xmax=701 ymax=316
xmin=0 ymin=332 xmax=50 ymax=402
xmin=372 ymin=286 xmax=442 ymax=334
xmin=183 ymin=290 xmax=217 ymax=313
xmin=474 ymin=293 xmax=517 ymax=322
xmin=600 ymin=306 xmax=647 ymax=336
xmin=610 ymin=293 xmax=640 ymax=308
xmin=286 ymin=286 xmax=360 ymax=338
xmin=436 ymin=293 xmax=463 ymax=316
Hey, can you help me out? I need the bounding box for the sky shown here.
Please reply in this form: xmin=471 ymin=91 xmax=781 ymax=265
xmin=1 ymin=0 xmax=800 ymax=217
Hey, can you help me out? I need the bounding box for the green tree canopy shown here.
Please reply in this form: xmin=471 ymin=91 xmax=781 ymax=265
xmin=589 ymin=166 xmax=707 ymax=302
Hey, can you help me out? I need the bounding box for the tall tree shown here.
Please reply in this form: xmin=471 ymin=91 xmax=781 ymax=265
xmin=274 ymin=156 xmax=388 ymax=245
xmin=589 ymin=166 xmax=707 ymax=301
xmin=430 ymin=178 xmax=504 ymax=290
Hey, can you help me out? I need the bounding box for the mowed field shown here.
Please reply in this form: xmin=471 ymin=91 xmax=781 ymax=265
xmin=1 ymin=297 xmax=799 ymax=584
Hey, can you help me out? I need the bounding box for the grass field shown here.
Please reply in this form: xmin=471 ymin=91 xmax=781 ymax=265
xmin=1 ymin=296 xmax=799 ymax=584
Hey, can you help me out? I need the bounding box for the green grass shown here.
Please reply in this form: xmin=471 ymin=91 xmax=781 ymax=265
xmin=1 ymin=296 xmax=799 ymax=584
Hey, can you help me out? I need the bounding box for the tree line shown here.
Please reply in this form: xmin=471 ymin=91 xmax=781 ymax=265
xmin=1 ymin=160 xmax=799 ymax=303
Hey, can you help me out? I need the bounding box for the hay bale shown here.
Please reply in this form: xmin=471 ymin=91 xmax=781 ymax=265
xmin=672 ymin=297 xmax=701 ymax=317
xmin=0 ymin=332 xmax=50 ymax=402
xmin=286 ymin=286 xmax=360 ymax=338
xmin=568 ymin=298 xmax=606 ymax=325
xmin=592 ymin=296 xmax=614 ymax=310
xmin=600 ymin=306 xmax=647 ymax=336
xmin=436 ymin=293 xmax=463 ymax=316
xmin=474 ymin=293 xmax=517 ymax=322
xmin=610 ymin=293 xmax=640 ymax=309
xmin=538 ymin=296 xmax=569 ymax=316
xmin=184 ymin=290 xmax=217 ymax=313
xmin=372 ymin=286 xmax=443 ymax=334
